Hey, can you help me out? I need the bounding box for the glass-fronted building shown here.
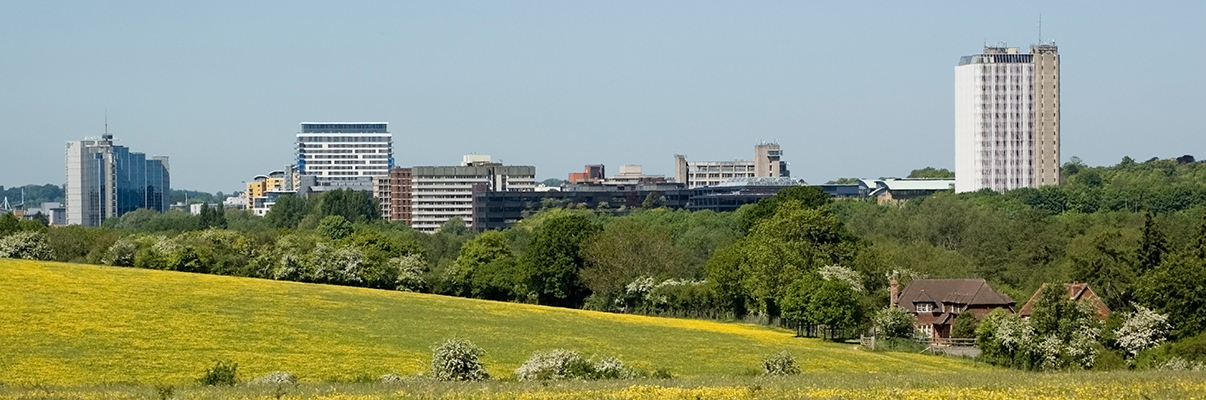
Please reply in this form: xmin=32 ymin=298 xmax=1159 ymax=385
xmin=65 ymin=135 xmax=170 ymax=226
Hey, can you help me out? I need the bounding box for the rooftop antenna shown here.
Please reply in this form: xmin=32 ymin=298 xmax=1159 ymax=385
xmin=103 ymin=109 xmax=113 ymax=140
xmin=1039 ymin=14 xmax=1043 ymax=45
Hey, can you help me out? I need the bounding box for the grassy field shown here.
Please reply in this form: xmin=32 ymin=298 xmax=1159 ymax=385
xmin=1 ymin=372 xmax=1205 ymax=400
xmin=0 ymin=259 xmax=982 ymax=385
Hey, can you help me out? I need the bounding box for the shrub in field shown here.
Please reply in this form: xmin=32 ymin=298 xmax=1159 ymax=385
xmin=649 ymin=368 xmax=674 ymax=379
xmin=251 ymin=371 xmax=297 ymax=385
xmin=872 ymin=305 xmax=914 ymax=339
xmin=197 ymin=360 xmax=238 ymax=386
xmin=762 ymin=350 xmax=801 ymax=376
xmin=515 ymin=349 xmax=595 ymax=381
xmin=431 ymin=338 xmax=489 ymax=381
xmin=0 ymin=231 xmax=53 ymax=260
xmin=153 ymin=385 xmax=174 ymax=400
xmin=592 ymin=357 xmax=636 ymax=380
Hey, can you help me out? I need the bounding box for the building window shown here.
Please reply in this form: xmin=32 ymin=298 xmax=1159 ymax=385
xmin=916 ymin=303 xmax=933 ymax=313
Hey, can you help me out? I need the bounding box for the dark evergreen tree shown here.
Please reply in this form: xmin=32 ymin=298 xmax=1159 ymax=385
xmin=263 ymin=195 xmax=308 ymax=229
xmin=1136 ymin=212 xmax=1167 ymax=274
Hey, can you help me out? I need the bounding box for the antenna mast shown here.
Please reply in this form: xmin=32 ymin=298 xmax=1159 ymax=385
xmin=1038 ymin=14 xmax=1043 ymax=44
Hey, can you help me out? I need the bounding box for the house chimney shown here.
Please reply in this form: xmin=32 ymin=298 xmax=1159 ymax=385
xmin=890 ymin=279 xmax=899 ymax=306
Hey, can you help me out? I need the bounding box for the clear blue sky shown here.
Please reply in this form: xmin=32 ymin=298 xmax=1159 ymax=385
xmin=2 ymin=1 xmax=1203 ymax=193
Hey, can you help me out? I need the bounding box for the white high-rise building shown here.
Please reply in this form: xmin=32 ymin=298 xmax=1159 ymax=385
xmin=296 ymin=122 xmax=393 ymax=192
xmin=955 ymin=44 xmax=1060 ymax=193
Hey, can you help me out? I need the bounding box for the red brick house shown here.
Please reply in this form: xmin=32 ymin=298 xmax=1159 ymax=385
xmin=1017 ymin=282 xmax=1110 ymax=320
xmin=891 ymin=279 xmax=1015 ymax=340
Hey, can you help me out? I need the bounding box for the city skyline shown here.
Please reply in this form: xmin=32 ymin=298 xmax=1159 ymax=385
xmin=2 ymin=1 xmax=1203 ymax=193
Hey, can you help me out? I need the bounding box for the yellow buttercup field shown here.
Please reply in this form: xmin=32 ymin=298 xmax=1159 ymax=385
xmin=0 ymin=259 xmax=977 ymax=384
xmin=2 ymin=259 xmax=1203 ymax=399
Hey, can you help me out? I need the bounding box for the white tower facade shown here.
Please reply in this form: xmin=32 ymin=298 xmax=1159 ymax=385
xmin=955 ymin=45 xmax=1060 ymax=193
xmin=295 ymin=123 xmax=393 ymax=191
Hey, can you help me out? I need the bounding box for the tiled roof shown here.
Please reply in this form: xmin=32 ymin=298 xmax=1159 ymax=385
xmin=1018 ymin=283 xmax=1111 ymax=319
xmin=896 ymin=279 xmax=1014 ymax=314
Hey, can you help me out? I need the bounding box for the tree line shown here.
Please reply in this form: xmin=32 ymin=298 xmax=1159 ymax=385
xmin=2 ymin=156 xmax=1205 ymax=369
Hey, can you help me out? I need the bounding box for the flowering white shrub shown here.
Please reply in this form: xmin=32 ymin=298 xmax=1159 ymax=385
xmin=624 ymin=277 xmax=656 ymax=297
xmin=273 ymin=254 xmax=304 ymax=281
xmin=1156 ymin=356 xmax=1205 ymax=371
xmin=251 ymin=371 xmax=296 ymax=384
xmin=762 ymin=350 xmax=801 ymax=376
xmin=592 ymin=357 xmax=635 ymax=380
xmin=307 ymin=244 xmax=365 ymax=285
xmin=1035 ymin=335 xmax=1064 ymax=371
xmin=0 ymin=231 xmax=53 ymax=260
xmin=1115 ymin=304 xmax=1171 ymax=359
xmin=102 ymin=238 xmax=137 ymax=266
xmin=515 ymin=349 xmax=592 ymax=381
xmin=392 ymin=254 xmax=428 ymax=292
xmin=431 ymin=338 xmax=489 ymax=381
xmin=1065 ymin=323 xmax=1101 ymax=369
xmin=995 ymin=313 xmax=1036 ymax=353
xmin=872 ymin=306 xmax=915 ymax=339
xmin=819 ymin=265 xmax=864 ymax=294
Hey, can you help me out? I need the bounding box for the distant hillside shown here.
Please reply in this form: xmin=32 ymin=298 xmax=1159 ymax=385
xmin=0 ymin=184 xmax=64 ymax=206
xmin=0 ymin=259 xmax=981 ymax=385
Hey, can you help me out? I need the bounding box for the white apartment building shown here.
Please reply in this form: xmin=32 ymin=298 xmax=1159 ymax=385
xmin=296 ymin=122 xmax=393 ymax=192
xmin=955 ymin=44 xmax=1060 ymax=193
xmin=673 ymin=142 xmax=788 ymax=188
xmin=410 ymin=155 xmax=535 ymax=233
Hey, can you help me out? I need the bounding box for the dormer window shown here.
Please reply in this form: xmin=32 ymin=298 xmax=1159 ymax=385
xmin=916 ymin=303 xmax=933 ymax=313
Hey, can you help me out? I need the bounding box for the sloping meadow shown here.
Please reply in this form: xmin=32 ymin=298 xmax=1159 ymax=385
xmin=0 ymin=259 xmax=979 ymax=385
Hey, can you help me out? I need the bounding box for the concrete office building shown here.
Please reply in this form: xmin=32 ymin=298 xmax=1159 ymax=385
xmin=955 ymin=44 xmax=1060 ymax=193
xmin=65 ymin=134 xmax=170 ymax=226
xmin=410 ymin=155 xmax=535 ymax=233
xmin=296 ymin=122 xmax=393 ymax=192
xmin=674 ymin=142 xmax=788 ymax=188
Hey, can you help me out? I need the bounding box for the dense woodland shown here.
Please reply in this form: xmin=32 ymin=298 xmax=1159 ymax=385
xmin=2 ymin=156 xmax=1206 ymax=370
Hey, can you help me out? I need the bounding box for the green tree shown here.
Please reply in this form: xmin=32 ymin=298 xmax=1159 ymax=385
xmin=641 ymin=192 xmax=666 ymax=209
xmin=907 ymin=167 xmax=955 ymax=179
xmin=113 ymin=208 xmax=158 ymax=231
xmin=806 ymin=278 xmax=864 ymax=339
xmin=1065 ymin=227 xmax=1137 ymax=311
xmin=263 ymin=194 xmax=308 ymax=229
xmin=452 ymin=230 xmax=518 ymax=300
xmin=1029 ymin=283 xmax=1094 ymax=340
xmin=0 ymin=212 xmax=19 ymax=237
xmin=780 ymin=273 xmax=822 ymax=322
xmin=1136 ymin=254 xmax=1206 ymax=339
xmin=317 ymin=189 xmax=380 ymax=222
xmin=439 ymin=217 xmax=470 ymax=236
xmin=516 ymin=214 xmax=601 ymax=307
xmin=739 ymin=186 xmax=832 ymax=233
xmin=580 ymin=219 xmax=687 ymax=297
xmin=951 ymin=312 xmax=979 ymax=339
xmin=316 ymin=215 xmax=353 ymax=240
xmin=198 ymin=203 xmax=227 ymax=229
